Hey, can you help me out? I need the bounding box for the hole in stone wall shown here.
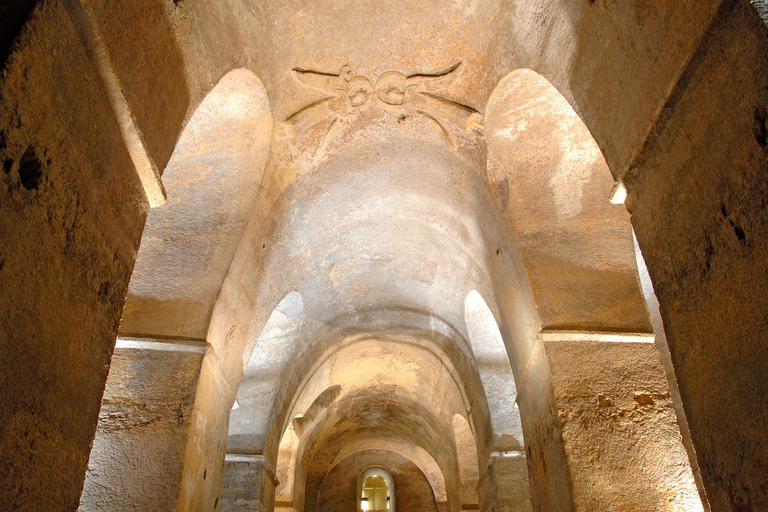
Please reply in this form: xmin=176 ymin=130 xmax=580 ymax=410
xmin=18 ymin=146 xmax=43 ymax=190
xmin=753 ymin=105 xmax=768 ymax=147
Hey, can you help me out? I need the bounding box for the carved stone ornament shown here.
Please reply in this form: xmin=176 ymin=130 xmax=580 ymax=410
xmin=286 ymin=62 xmax=484 ymax=154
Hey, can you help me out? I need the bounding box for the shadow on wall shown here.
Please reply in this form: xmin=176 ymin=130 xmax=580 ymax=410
xmin=485 ymin=68 xmax=649 ymax=335
xmin=84 ymin=0 xmax=190 ymax=171
xmin=0 ymin=0 xmax=39 ymax=68
xmin=228 ymin=291 xmax=305 ymax=452
xmin=484 ymin=66 xmax=651 ymax=512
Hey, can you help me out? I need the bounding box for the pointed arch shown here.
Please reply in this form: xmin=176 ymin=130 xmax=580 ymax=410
xmin=485 ymin=69 xmax=650 ymax=334
xmin=120 ymin=68 xmax=274 ymax=340
xmin=464 ymin=290 xmax=524 ymax=449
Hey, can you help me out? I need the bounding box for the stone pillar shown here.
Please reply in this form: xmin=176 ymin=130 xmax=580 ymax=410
xmin=0 ymin=1 xmax=149 ymax=509
xmin=514 ymin=341 xmax=573 ymax=512
xmin=541 ymin=332 xmax=703 ymax=512
xmin=78 ymin=337 xmax=207 ymax=511
xmin=624 ymin=2 xmax=768 ymax=509
xmin=219 ymin=454 xmax=278 ymax=512
xmin=478 ymin=451 xmax=533 ymax=512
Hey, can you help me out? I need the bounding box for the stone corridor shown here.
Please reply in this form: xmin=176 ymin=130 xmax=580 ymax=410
xmin=1 ymin=1 xmax=768 ymax=511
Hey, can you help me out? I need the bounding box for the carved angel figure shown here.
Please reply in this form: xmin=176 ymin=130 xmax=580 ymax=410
xmin=286 ymin=62 xmax=483 ymax=155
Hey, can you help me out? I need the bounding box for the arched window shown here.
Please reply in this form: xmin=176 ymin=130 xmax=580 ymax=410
xmin=357 ymin=467 xmax=395 ymax=512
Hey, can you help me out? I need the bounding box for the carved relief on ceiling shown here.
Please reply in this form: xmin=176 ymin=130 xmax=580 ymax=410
xmin=285 ymin=62 xmax=484 ymax=154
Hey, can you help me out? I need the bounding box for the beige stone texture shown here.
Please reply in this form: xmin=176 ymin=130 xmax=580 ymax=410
xmin=478 ymin=454 xmax=533 ymax=512
xmin=626 ymin=2 xmax=768 ymax=509
xmin=120 ymin=68 xmax=273 ymax=340
xmin=314 ymin=450 xmax=438 ymax=512
xmin=1 ymin=1 xmax=767 ymax=512
xmin=79 ymin=340 xmax=206 ymax=511
xmin=0 ymin=2 xmax=147 ymax=510
xmin=220 ymin=455 xmax=276 ymax=512
xmin=546 ymin=339 xmax=702 ymax=511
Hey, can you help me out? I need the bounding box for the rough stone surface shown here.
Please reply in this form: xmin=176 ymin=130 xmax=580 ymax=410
xmin=219 ymin=455 xmax=275 ymax=512
xmin=545 ymin=340 xmax=703 ymax=511
xmin=78 ymin=342 xmax=205 ymax=511
xmin=626 ymin=2 xmax=768 ymax=510
xmin=315 ymin=450 xmax=437 ymax=512
xmin=0 ymin=2 xmax=147 ymax=510
xmin=2 ymin=1 xmax=767 ymax=512
xmin=120 ymin=69 xmax=272 ymax=340
xmin=177 ymin=354 xmax=233 ymax=512
xmin=486 ymin=69 xmax=651 ymax=334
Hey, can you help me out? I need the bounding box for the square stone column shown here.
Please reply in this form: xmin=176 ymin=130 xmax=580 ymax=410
xmin=541 ymin=332 xmax=703 ymax=512
xmin=219 ymin=454 xmax=278 ymax=512
xmin=478 ymin=451 xmax=533 ymax=512
xmin=78 ymin=337 xmax=208 ymax=512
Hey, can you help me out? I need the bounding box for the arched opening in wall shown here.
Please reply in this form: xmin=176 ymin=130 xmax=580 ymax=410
xmin=119 ymin=68 xmax=274 ymax=340
xmin=312 ymin=448 xmax=441 ymax=512
xmin=271 ymin=332 xmax=469 ymax=512
xmin=218 ymin=291 xmax=306 ymax=512
xmin=485 ymin=70 xmax=704 ymax=512
xmin=452 ymin=414 xmax=479 ymax=510
xmin=358 ymin=467 xmax=395 ymax=512
xmin=464 ymin=290 xmax=524 ymax=450
xmin=463 ymin=290 xmax=531 ymax=512
xmin=79 ymin=68 xmax=274 ymax=512
xmin=485 ymin=68 xmax=650 ymax=334
xmin=227 ymin=291 xmax=305 ymax=453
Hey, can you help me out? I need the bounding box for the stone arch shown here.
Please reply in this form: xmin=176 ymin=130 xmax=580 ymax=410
xmin=314 ymin=451 xmax=441 ymax=512
xmin=357 ymin=466 xmax=396 ymax=512
xmin=119 ymin=68 xmax=274 ymax=340
xmin=485 ymin=68 xmax=650 ymax=336
xmin=79 ymin=68 xmax=273 ymax=512
xmin=464 ymin=290 xmax=524 ymax=450
xmin=275 ymin=417 xmax=300 ymax=507
xmin=227 ymin=291 xmax=305 ymax=453
xmin=284 ymin=335 xmax=468 ymax=512
xmin=330 ymin=440 xmax=448 ymax=506
xmin=217 ymin=291 xmax=306 ymax=512
xmin=481 ymin=68 xmax=656 ymax=512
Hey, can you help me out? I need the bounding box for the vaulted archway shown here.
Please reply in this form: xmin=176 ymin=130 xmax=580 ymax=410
xmin=2 ymin=2 xmax=767 ymax=512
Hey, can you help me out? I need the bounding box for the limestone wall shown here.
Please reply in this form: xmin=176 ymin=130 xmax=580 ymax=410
xmin=0 ymin=2 xmax=148 ymax=509
xmin=315 ymin=450 xmax=438 ymax=512
xmin=626 ymin=2 xmax=768 ymax=509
